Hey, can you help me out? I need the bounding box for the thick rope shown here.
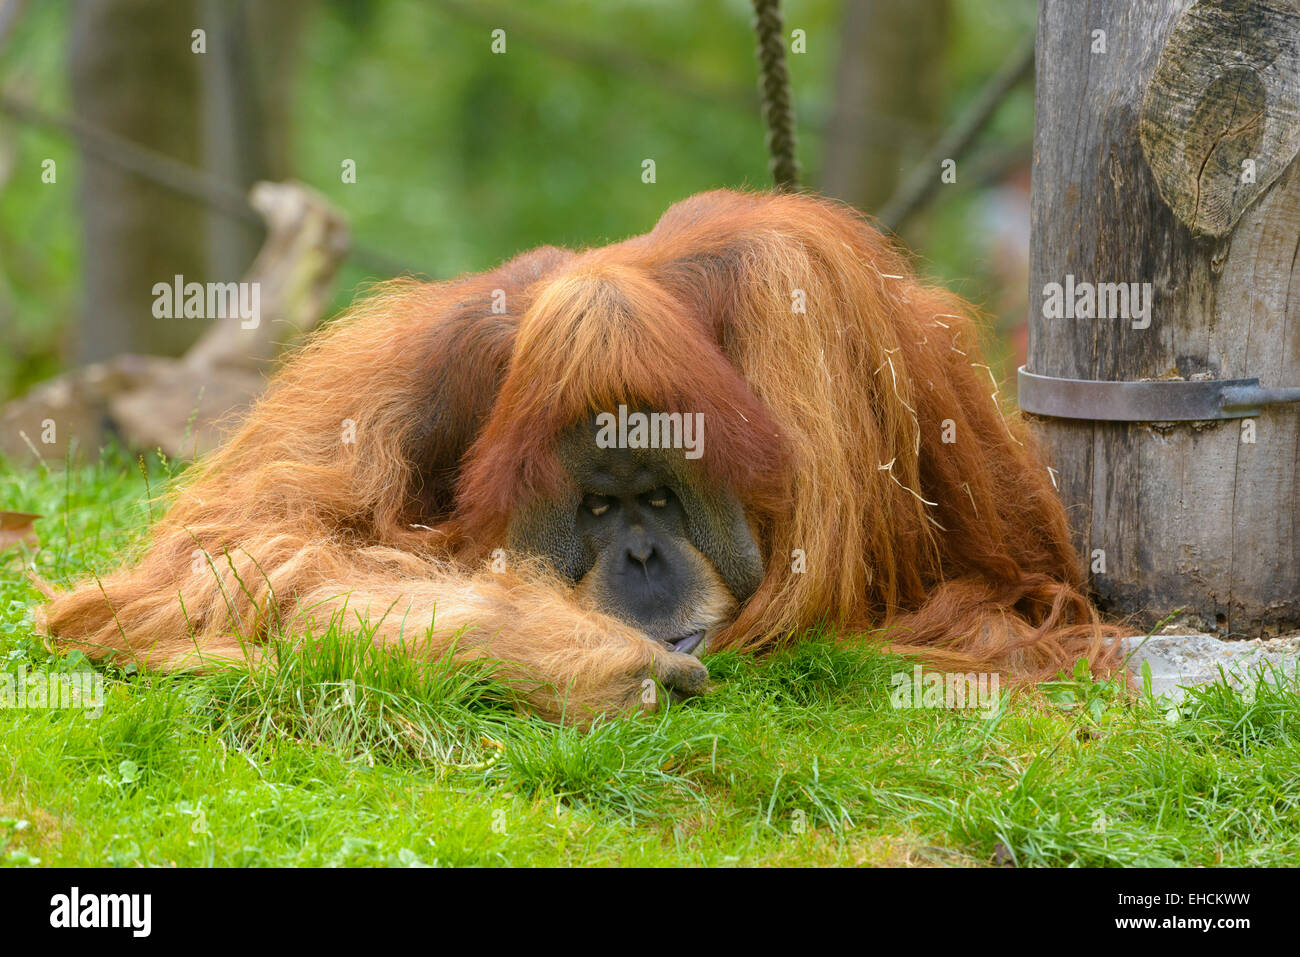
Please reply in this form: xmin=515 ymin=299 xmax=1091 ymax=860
xmin=750 ymin=0 xmax=799 ymax=191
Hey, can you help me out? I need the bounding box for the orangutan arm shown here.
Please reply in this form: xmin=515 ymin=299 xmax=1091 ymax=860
xmin=37 ymin=263 xmax=705 ymax=723
xmin=37 ymin=535 xmax=707 ymax=723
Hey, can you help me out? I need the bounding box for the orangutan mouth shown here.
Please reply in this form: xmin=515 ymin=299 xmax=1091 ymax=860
xmin=667 ymin=630 xmax=707 ymax=656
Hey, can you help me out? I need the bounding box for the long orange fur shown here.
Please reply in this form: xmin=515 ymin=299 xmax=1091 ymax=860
xmin=38 ymin=189 xmax=1125 ymax=720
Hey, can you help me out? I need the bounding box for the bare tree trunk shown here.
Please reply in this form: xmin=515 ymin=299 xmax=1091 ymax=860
xmin=70 ymin=0 xmax=206 ymax=362
xmin=70 ymin=0 xmax=307 ymax=365
xmin=200 ymin=0 xmax=306 ymax=281
xmin=820 ymin=0 xmax=949 ymax=214
xmin=1026 ymin=0 xmax=1300 ymax=637
xmin=1 ymin=181 xmax=350 ymax=465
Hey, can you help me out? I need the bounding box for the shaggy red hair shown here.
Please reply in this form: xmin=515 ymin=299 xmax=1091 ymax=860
xmin=39 ymin=189 xmax=1124 ymax=718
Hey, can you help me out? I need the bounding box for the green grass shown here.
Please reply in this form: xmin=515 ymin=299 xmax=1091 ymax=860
xmin=2 ymin=453 xmax=1299 ymax=867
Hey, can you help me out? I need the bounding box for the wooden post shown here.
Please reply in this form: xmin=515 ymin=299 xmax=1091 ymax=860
xmin=1027 ymin=0 xmax=1300 ymax=637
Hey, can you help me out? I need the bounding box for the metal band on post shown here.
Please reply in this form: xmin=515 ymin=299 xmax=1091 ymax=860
xmin=1017 ymin=366 xmax=1300 ymax=422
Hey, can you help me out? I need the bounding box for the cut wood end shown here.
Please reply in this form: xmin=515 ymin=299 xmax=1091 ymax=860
xmin=1138 ymin=0 xmax=1300 ymax=237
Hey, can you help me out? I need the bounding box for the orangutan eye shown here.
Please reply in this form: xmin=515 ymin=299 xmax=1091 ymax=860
xmin=646 ymin=488 xmax=670 ymax=508
xmin=583 ymin=494 xmax=611 ymax=517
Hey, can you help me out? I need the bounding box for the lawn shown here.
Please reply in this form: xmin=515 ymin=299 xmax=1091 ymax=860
xmin=2 ymin=452 xmax=1298 ymax=867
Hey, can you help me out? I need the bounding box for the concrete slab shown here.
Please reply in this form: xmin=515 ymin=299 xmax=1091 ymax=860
xmin=1123 ymin=633 xmax=1300 ymax=701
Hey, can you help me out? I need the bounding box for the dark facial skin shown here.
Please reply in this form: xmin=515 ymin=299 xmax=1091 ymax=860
xmin=573 ymin=452 xmax=722 ymax=648
xmin=505 ymin=415 xmax=765 ymax=653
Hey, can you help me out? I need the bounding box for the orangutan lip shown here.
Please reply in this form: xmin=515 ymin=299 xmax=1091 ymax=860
xmin=670 ymin=630 xmax=707 ymax=656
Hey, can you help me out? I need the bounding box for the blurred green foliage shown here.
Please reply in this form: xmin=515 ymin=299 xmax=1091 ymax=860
xmin=0 ymin=0 xmax=1034 ymax=402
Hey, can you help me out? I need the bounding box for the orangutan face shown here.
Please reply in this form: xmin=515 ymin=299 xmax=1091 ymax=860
xmin=506 ymin=414 xmax=764 ymax=654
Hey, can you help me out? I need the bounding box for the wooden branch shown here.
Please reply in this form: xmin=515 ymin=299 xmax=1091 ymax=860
xmin=877 ymin=32 xmax=1035 ymax=231
xmin=0 ymin=91 xmax=411 ymax=278
xmin=1 ymin=182 xmax=351 ymax=464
